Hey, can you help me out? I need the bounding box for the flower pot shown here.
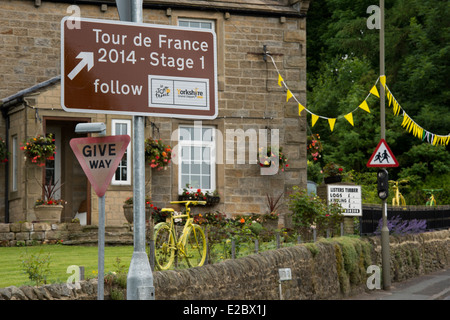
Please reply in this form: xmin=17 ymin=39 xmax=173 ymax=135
xmin=34 ymin=205 xmax=63 ymax=223
xmin=324 ymin=175 xmax=342 ymax=184
xmin=123 ymin=204 xmax=150 ymax=224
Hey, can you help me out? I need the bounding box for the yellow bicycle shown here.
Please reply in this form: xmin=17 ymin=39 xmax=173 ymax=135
xmin=153 ymin=200 xmax=207 ymax=270
xmin=424 ymin=189 xmax=443 ymax=206
xmin=390 ymin=179 xmax=408 ymax=206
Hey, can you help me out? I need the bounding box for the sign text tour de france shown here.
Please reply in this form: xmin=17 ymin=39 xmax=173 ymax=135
xmin=61 ymin=17 xmax=218 ymax=119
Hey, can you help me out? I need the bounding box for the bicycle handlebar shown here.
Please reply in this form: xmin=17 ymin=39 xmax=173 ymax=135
xmin=170 ymin=200 xmax=207 ymax=206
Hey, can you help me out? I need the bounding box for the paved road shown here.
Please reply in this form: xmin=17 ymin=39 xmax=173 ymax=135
xmin=347 ymin=268 xmax=450 ymax=300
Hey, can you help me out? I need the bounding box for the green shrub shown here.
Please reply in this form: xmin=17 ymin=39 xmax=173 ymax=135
xmin=20 ymin=249 xmax=52 ymax=286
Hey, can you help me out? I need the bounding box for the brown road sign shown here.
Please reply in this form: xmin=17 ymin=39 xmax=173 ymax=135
xmin=70 ymin=135 xmax=131 ymax=197
xmin=61 ymin=17 xmax=217 ymax=119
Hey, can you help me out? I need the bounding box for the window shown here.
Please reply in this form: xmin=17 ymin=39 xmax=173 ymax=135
xmin=178 ymin=18 xmax=214 ymax=30
xmin=11 ymin=135 xmax=18 ymax=192
xmin=112 ymin=119 xmax=131 ymax=185
xmin=178 ymin=125 xmax=215 ymax=193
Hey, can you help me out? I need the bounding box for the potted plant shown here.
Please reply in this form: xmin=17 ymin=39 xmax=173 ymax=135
xmin=21 ymin=134 xmax=56 ymax=167
xmin=0 ymin=137 xmax=8 ymax=163
xmin=123 ymin=196 xmax=155 ymax=224
xmin=34 ymin=178 xmax=65 ymax=223
xmin=322 ymin=162 xmax=344 ymax=184
xmin=263 ymin=192 xmax=284 ymax=230
xmin=144 ymin=138 xmax=172 ymax=170
xmin=179 ymin=184 xmax=220 ymax=206
xmin=257 ymin=146 xmax=288 ymax=172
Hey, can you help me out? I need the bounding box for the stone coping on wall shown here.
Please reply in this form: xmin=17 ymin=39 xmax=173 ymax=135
xmin=0 ymin=222 xmax=134 ymax=247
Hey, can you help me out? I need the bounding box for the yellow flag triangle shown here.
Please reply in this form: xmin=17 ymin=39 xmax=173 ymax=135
xmin=370 ymin=86 xmax=380 ymax=98
xmin=298 ymin=103 xmax=305 ymax=116
xmin=380 ymin=75 xmax=386 ymax=89
xmin=286 ymin=90 xmax=293 ymax=102
xmin=278 ymin=74 xmax=284 ymax=87
xmin=311 ymin=114 xmax=319 ymax=127
xmin=328 ymin=118 xmax=336 ymax=132
xmin=344 ymin=113 xmax=354 ymax=126
xmin=359 ymin=100 xmax=371 ymax=113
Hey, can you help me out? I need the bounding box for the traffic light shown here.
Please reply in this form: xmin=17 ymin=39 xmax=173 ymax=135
xmin=377 ymin=169 xmax=389 ymax=200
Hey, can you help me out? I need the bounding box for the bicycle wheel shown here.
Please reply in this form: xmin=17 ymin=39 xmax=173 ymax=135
xmin=154 ymin=222 xmax=175 ymax=270
xmin=180 ymin=224 xmax=206 ymax=268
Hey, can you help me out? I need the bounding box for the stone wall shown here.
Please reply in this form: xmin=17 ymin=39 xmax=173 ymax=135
xmin=1 ymin=229 xmax=448 ymax=300
xmin=153 ymin=229 xmax=450 ymax=300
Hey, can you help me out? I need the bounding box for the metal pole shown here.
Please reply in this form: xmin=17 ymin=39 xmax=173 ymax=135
xmin=98 ymin=195 xmax=105 ymax=300
xmin=379 ymin=0 xmax=391 ymax=290
xmin=125 ymin=0 xmax=154 ymax=300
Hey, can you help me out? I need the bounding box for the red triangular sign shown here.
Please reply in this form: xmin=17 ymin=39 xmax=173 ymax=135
xmin=70 ymin=135 xmax=131 ymax=197
xmin=367 ymin=139 xmax=399 ymax=168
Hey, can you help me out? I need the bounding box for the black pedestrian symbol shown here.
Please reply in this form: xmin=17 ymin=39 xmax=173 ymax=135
xmin=374 ymin=150 xmax=390 ymax=163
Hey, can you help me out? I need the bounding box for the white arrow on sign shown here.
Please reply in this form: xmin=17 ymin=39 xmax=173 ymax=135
xmin=68 ymin=52 xmax=94 ymax=80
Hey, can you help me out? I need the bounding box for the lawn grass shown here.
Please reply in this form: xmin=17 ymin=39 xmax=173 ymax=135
xmin=0 ymin=245 xmax=134 ymax=288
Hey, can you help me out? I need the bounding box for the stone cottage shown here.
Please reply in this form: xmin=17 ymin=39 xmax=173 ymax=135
xmin=0 ymin=0 xmax=310 ymax=227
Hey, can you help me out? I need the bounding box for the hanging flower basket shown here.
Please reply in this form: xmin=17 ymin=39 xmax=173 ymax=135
xmin=257 ymin=146 xmax=288 ymax=171
xmin=144 ymin=138 xmax=172 ymax=170
xmin=21 ymin=134 xmax=56 ymax=167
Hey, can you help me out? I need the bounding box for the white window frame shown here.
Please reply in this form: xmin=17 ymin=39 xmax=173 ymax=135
xmin=111 ymin=119 xmax=131 ymax=185
xmin=178 ymin=125 xmax=216 ymax=194
xmin=178 ymin=18 xmax=215 ymax=30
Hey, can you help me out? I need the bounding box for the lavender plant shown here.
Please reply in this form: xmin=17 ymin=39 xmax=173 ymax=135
xmin=374 ymin=215 xmax=427 ymax=236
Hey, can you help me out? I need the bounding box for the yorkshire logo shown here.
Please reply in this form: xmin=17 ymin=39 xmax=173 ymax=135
xmin=149 ymin=75 xmax=209 ymax=109
xmin=177 ymin=88 xmax=204 ymax=99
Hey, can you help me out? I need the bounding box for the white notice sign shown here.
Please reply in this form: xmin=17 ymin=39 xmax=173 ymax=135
xmin=327 ymin=185 xmax=362 ymax=216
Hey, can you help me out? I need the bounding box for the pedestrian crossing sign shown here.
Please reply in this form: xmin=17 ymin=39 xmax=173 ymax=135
xmin=367 ymin=139 xmax=399 ymax=168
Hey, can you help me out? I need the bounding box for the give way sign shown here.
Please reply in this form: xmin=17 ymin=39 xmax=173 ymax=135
xmin=70 ymin=135 xmax=130 ymax=197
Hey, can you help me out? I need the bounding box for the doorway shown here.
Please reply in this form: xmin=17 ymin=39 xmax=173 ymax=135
xmin=44 ymin=118 xmax=90 ymax=224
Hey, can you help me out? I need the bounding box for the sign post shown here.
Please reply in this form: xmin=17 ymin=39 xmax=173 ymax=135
xmin=70 ymin=134 xmax=131 ymax=299
xmin=116 ymin=0 xmax=154 ymax=301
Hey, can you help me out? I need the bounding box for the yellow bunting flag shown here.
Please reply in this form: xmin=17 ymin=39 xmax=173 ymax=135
xmin=278 ymin=74 xmax=284 ymax=87
xmin=370 ymin=85 xmax=380 ymax=98
xmin=286 ymin=90 xmax=293 ymax=102
xmin=359 ymin=100 xmax=371 ymax=113
xmin=344 ymin=113 xmax=354 ymax=126
xmin=311 ymin=114 xmax=319 ymax=127
xmin=328 ymin=118 xmax=336 ymax=132
xmin=298 ymin=103 xmax=305 ymax=116
xmin=380 ymin=75 xmax=386 ymax=89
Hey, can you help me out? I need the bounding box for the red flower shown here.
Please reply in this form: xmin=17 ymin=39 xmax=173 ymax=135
xmin=197 ymin=189 xmax=201 ymax=193
xmin=338 ymin=168 xmax=343 ymax=172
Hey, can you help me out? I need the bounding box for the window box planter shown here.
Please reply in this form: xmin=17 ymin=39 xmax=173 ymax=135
xmin=178 ymin=194 xmax=220 ymax=206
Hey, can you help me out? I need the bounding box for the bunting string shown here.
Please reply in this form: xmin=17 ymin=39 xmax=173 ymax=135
xmin=268 ymin=54 xmax=449 ymax=146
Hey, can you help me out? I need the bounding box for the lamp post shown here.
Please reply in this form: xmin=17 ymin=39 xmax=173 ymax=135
xmin=379 ymin=0 xmax=391 ymax=290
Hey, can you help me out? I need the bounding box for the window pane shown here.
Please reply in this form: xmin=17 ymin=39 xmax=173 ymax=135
xmin=190 ymin=21 xmax=200 ymax=28
xmin=192 ymin=163 xmax=200 ymax=175
xmin=200 ymin=22 xmax=212 ymax=29
xmin=179 ymin=21 xmax=189 ymax=27
xmin=202 ymin=176 xmax=210 ymax=189
xmin=202 ymin=162 xmax=211 ymax=175
xmin=181 ymin=175 xmax=190 ymax=188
